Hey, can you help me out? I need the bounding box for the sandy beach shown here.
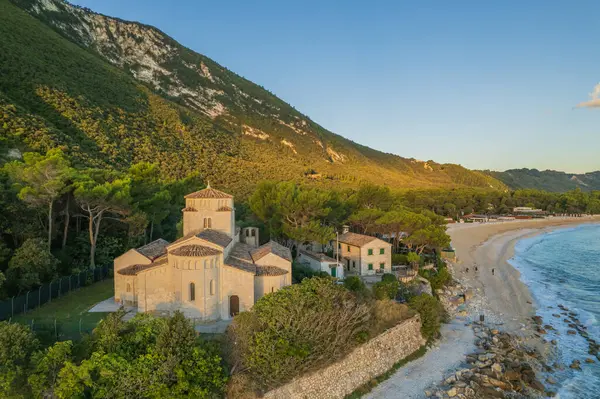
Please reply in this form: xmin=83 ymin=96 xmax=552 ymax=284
xmin=366 ymin=216 xmax=600 ymax=399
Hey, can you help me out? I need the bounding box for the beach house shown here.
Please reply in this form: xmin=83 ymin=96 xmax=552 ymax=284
xmin=335 ymin=232 xmax=392 ymax=276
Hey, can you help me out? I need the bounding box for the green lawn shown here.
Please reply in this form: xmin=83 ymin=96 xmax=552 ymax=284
xmin=12 ymin=279 xmax=114 ymax=342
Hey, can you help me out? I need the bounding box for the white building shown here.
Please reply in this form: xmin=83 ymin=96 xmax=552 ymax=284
xmin=296 ymin=249 xmax=343 ymax=278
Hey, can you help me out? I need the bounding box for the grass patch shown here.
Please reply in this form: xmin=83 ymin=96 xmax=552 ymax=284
xmin=345 ymin=345 xmax=428 ymax=399
xmin=11 ymin=279 xmax=114 ymax=342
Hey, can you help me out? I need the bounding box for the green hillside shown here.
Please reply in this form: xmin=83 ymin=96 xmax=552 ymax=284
xmin=1 ymin=0 xmax=506 ymax=197
xmin=485 ymin=169 xmax=600 ymax=192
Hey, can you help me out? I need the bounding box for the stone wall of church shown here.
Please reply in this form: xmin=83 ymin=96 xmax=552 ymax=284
xmin=263 ymin=314 xmax=425 ymax=399
xmin=220 ymin=266 xmax=254 ymax=319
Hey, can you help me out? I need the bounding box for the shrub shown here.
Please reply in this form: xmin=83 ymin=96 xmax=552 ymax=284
xmin=397 ymin=281 xmax=417 ymax=301
xmin=392 ymin=253 xmax=407 ymax=265
xmin=343 ymin=276 xmax=365 ymax=292
xmin=420 ymin=264 xmax=452 ymax=292
xmin=291 ymin=262 xmax=317 ymax=283
xmin=381 ymin=273 xmax=397 ymax=283
xmin=0 ymin=321 xmax=39 ymax=397
xmin=227 ymin=278 xmax=371 ymax=389
xmin=408 ymin=294 xmax=445 ymax=340
xmin=370 ymin=300 xmax=413 ymax=335
xmin=373 ymin=280 xmax=399 ymax=300
xmin=6 ymin=238 xmax=59 ymax=293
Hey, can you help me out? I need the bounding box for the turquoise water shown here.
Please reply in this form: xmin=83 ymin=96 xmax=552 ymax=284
xmin=509 ymin=224 xmax=600 ymax=398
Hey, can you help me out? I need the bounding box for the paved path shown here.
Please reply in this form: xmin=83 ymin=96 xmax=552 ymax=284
xmin=365 ymin=319 xmax=475 ymax=399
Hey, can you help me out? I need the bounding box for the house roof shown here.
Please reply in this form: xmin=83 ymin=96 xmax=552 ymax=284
xmin=135 ymin=239 xmax=170 ymax=260
xmin=298 ymin=248 xmax=340 ymax=264
xmin=224 ymin=242 xmax=256 ymax=274
xmin=185 ymin=186 xmax=233 ymax=199
xmin=251 ymin=241 xmax=292 ymax=262
xmin=196 ymin=229 xmax=232 ymax=248
xmin=118 ymin=256 xmax=168 ymax=276
xmin=338 ymin=232 xmax=379 ymax=247
xmin=170 ymin=229 xmax=232 ymax=249
xmin=170 ymin=245 xmax=222 ymax=257
xmin=256 ymin=265 xmax=288 ymax=276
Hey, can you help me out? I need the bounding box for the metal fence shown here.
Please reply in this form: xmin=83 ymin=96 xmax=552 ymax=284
xmin=0 ymin=264 xmax=111 ymax=321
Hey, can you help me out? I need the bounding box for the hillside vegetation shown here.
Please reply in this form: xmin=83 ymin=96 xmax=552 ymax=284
xmin=1 ymin=0 xmax=506 ymax=198
xmin=486 ymin=169 xmax=600 ymax=192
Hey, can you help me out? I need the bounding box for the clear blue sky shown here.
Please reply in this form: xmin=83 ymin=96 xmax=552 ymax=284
xmin=71 ymin=0 xmax=600 ymax=173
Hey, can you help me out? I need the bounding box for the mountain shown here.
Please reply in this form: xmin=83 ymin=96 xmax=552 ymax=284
xmin=485 ymin=169 xmax=600 ymax=192
xmin=1 ymin=0 xmax=506 ymax=197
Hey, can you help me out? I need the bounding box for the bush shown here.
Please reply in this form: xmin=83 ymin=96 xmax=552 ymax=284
xmin=6 ymin=238 xmax=59 ymax=294
xmin=408 ymin=294 xmax=445 ymax=340
xmin=381 ymin=273 xmax=397 ymax=283
xmin=419 ymin=264 xmax=452 ymax=292
xmin=343 ymin=276 xmax=365 ymax=292
xmin=0 ymin=321 xmax=39 ymax=398
xmin=392 ymin=253 xmax=407 ymax=265
xmin=397 ymin=281 xmax=417 ymax=301
xmin=370 ymin=300 xmax=413 ymax=335
xmin=227 ymin=278 xmax=371 ymax=390
xmin=373 ymin=280 xmax=399 ymax=300
xmin=291 ymin=262 xmax=317 ymax=283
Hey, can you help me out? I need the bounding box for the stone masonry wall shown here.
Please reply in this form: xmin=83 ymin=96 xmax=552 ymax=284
xmin=263 ymin=314 xmax=425 ymax=399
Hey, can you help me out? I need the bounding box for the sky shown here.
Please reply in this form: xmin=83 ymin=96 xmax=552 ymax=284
xmin=70 ymin=0 xmax=600 ymax=173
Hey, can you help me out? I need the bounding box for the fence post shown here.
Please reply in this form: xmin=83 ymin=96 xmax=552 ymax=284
xmin=49 ymin=281 xmax=52 ymax=303
xmin=38 ymin=288 xmax=41 ymax=309
xmin=54 ymin=318 xmax=57 ymax=341
xmin=79 ymin=318 xmax=82 ymax=336
xmin=58 ymin=279 xmax=61 ymax=298
xmin=11 ymin=296 xmax=13 ymax=318
xmin=69 ymin=275 xmax=72 ymax=292
xmin=25 ymin=291 xmax=29 ymax=313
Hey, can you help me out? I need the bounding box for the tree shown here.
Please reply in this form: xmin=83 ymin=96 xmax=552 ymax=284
xmin=228 ymin=278 xmax=371 ymax=389
xmin=406 ymin=252 xmax=421 ymax=272
xmin=5 ymin=149 xmax=72 ymax=250
xmin=0 ymin=321 xmax=39 ymax=398
xmin=28 ymin=341 xmax=73 ymax=399
xmin=73 ymin=170 xmax=131 ymax=268
xmin=408 ymin=294 xmax=445 ymax=340
xmin=348 ymin=208 xmax=385 ymax=234
xmin=7 ymin=238 xmax=59 ymax=293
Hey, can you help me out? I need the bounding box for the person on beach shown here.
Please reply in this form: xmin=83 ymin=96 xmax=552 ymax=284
xmin=475 ymin=266 xmax=478 ymax=272
xmin=466 ymin=267 xmax=469 ymax=273
xmin=492 ymin=268 xmax=495 ymax=275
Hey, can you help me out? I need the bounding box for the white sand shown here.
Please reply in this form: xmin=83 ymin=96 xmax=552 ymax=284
xmin=365 ymin=216 xmax=600 ymax=399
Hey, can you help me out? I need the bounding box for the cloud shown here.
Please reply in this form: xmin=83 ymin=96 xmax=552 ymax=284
xmin=576 ymin=83 xmax=600 ymax=108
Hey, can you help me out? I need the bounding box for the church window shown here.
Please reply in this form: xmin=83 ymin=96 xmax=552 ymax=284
xmin=126 ymin=283 xmax=131 ymax=292
xmin=204 ymin=259 xmax=208 ymax=269
xmin=271 ymin=287 xmax=275 ymax=293
xmin=189 ymin=282 xmax=195 ymax=301
xmin=204 ymin=217 xmax=212 ymax=228
xmin=210 ymin=280 xmax=215 ymax=295
xmin=210 ymin=258 xmax=214 ymax=268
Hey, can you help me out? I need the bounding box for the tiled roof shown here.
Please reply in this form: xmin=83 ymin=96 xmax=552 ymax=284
xmin=196 ymin=229 xmax=232 ymax=248
xmin=224 ymin=242 xmax=256 ymax=274
xmin=135 ymin=239 xmax=170 ymax=260
xmin=298 ymin=248 xmax=340 ymax=264
xmin=255 ymin=265 xmax=288 ymax=276
xmin=118 ymin=256 xmax=168 ymax=276
xmin=224 ymin=256 xmax=256 ymax=274
xmin=169 ymin=229 xmax=232 ymax=249
xmin=217 ymin=206 xmax=233 ymax=211
xmin=251 ymin=241 xmax=292 ymax=262
xmin=170 ymin=245 xmax=222 ymax=257
xmin=338 ymin=232 xmax=379 ymax=247
xmin=185 ymin=187 xmax=233 ymax=199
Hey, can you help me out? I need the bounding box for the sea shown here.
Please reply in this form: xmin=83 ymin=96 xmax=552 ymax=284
xmin=509 ymin=223 xmax=600 ymax=398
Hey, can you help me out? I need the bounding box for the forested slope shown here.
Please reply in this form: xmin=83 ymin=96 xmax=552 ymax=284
xmin=0 ymin=0 xmax=507 ymax=197
xmin=486 ymin=169 xmax=600 ymax=192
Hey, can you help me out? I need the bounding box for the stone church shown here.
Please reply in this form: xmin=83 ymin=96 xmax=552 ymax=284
xmin=113 ymin=185 xmax=292 ymax=320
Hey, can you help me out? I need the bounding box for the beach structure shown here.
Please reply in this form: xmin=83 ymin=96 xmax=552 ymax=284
xmin=296 ymin=248 xmax=344 ymax=278
xmin=113 ymin=185 xmax=292 ymax=320
xmin=335 ymin=232 xmax=392 ymax=276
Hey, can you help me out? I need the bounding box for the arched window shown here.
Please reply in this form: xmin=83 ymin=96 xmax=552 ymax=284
xmin=246 ymin=229 xmax=250 ymax=237
xmin=210 ymin=280 xmax=215 ymax=296
xmin=251 ymin=229 xmax=256 ymax=237
xmin=210 ymin=258 xmax=214 ymax=268
xmin=271 ymin=286 xmax=274 ymax=293
xmin=126 ymin=283 xmax=131 ymax=292
xmin=189 ymin=282 xmax=195 ymax=301
xmin=204 ymin=259 xmax=208 ymax=269
xmin=204 ymin=217 xmax=212 ymax=228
